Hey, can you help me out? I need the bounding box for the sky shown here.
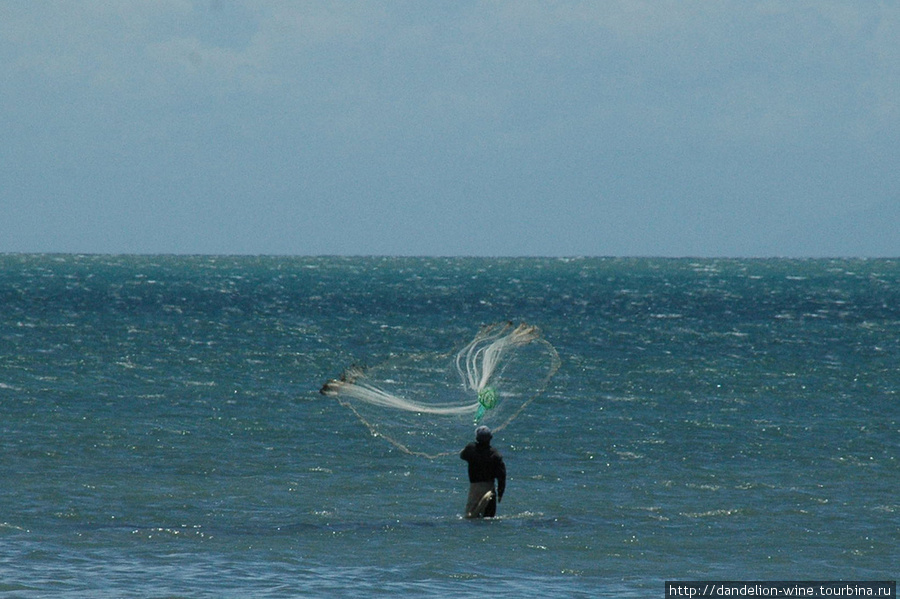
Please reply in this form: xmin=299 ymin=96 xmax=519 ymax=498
xmin=1 ymin=1 xmax=898 ymax=257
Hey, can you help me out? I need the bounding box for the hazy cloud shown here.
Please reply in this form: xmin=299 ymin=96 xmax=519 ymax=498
xmin=1 ymin=1 xmax=897 ymax=255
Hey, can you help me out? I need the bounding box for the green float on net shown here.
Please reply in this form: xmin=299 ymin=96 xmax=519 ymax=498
xmin=474 ymin=386 xmax=498 ymax=425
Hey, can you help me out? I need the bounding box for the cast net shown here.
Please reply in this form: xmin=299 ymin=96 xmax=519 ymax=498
xmin=320 ymin=322 xmax=560 ymax=458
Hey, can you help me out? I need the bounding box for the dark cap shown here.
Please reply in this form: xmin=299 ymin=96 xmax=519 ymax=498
xmin=475 ymin=425 xmax=492 ymax=443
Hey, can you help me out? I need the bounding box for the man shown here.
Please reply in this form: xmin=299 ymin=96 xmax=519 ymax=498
xmin=460 ymin=425 xmax=506 ymax=518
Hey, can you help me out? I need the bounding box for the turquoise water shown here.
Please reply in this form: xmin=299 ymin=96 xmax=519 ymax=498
xmin=1 ymin=255 xmax=897 ymax=597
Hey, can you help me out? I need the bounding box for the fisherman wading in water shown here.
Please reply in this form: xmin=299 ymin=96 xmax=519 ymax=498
xmin=460 ymin=426 xmax=506 ymax=518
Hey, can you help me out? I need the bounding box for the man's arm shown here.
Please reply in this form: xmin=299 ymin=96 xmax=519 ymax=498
xmin=460 ymin=443 xmax=473 ymax=461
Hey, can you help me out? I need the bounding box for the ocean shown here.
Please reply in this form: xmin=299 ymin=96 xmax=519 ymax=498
xmin=1 ymin=255 xmax=897 ymax=597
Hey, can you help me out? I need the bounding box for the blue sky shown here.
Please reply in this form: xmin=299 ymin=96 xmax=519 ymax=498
xmin=2 ymin=1 xmax=898 ymax=256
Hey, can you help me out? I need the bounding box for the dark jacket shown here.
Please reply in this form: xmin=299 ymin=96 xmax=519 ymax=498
xmin=460 ymin=441 xmax=506 ymax=501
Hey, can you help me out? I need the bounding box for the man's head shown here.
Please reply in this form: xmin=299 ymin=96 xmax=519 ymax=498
xmin=475 ymin=425 xmax=492 ymax=444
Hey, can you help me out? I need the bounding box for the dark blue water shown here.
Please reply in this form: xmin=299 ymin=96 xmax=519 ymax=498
xmin=1 ymin=255 xmax=897 ymax=597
